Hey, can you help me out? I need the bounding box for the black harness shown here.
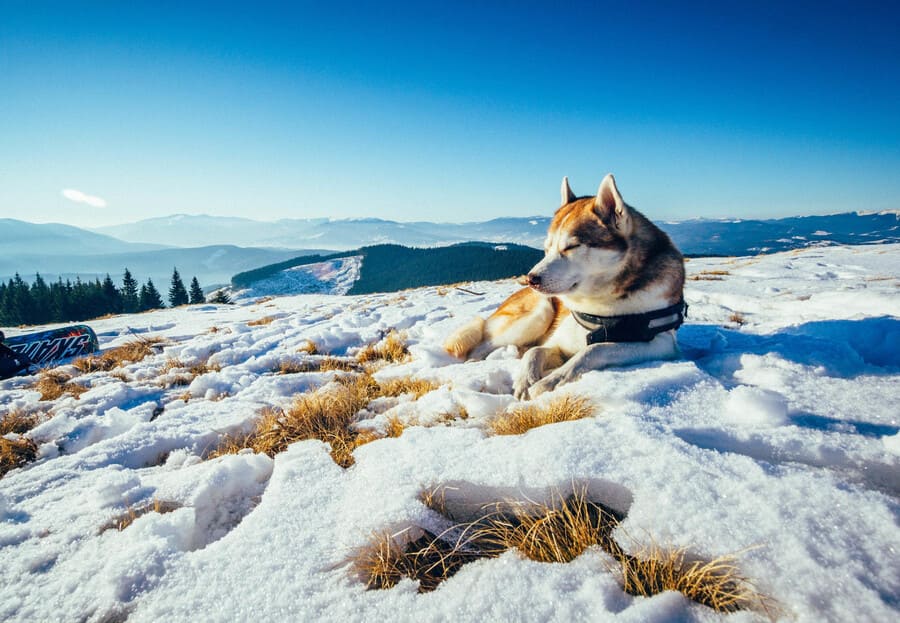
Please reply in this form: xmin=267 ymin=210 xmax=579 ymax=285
xmin=571 ymin=300 xmax=688 ymax=345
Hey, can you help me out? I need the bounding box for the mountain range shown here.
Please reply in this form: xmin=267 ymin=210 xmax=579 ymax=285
xmin=2 ymin=211 xmax=897 ymax=292
xmin=92 ymin=211 xmax=900 ymax=255
xmin=0 ymin=219 xmax=326 ymax=292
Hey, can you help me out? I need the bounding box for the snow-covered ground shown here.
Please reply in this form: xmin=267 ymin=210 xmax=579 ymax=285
xmin=1 ymin=244 xmax=898 ymax=623
xmin=235 ymin=255 xmax=362 ymax=298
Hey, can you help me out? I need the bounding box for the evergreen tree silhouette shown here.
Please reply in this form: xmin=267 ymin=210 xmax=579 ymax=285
xmin=168 ymin=268 xmax=189 ymax=307
xmin=121 ymin=268 xmax=139 ymax=313
xmin=188 ymin=276 xmax=205 ymax=304
xmin=101 ymin=274 xmax=122 ymax=314
xmin=140 ymin=278 xmax=164 ymax=311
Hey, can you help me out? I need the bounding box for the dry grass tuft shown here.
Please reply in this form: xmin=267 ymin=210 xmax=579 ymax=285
xmin=728 ymin=312 xmax=747 ymax=326
xmin=73 ymin=337 xmax=165 ymax=373
xmin=211 ymin=370 xmax=438 ymax=466
xmin=31 ymin=370 xmax=88 ymax=401
xmin=103 ymin=499 xmax=181 ymax=532
xmin=319 ymin=357 xmax=360 ymax=372
xmin=354 ymin=529 xmax=480 ymax=592
xmin=158 ymin=357 xmax=219 ymax=388
xmin=0 ymin=409 xmax=43 ymax=435
xmin=211 ymin=375 xmax=378 ymax=467
xmin=489 ymin=395 xmax=595 ymax=436
xmin=471 ymin=490 xmax=619 ymax=562
xmin=357 ymin=487 xmax=762 ymax=611
xmin=384 ymin=415 xmax=406 ymax=438
xmin=689 ymin=269 xmax=731 ymax=282
xmin=72 ymin=354 xmax=116 ymax=373
xmin=247 ymin=315 xmax=277 ymax=326
xmin=354 ymin=531 xmax=409 ymax=589
xmin=615 ymin=545 xmax=758 ymax=612
xmin=1 ymin=408 xmax=45 ymax=476
xmin=377 ymin=377 xmax=440 ymax=399
xmin=357 ymin=331 xmax=409 ymax=364
xmin=0 ymin=436 xmax=38 ymax=477
xmin=297 ymin=340 xmax=319 ymax=355
xmin=276 ymin=356 xmax=358 ymax=375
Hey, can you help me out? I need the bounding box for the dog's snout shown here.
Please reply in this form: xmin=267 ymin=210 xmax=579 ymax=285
xmin=526 ymin=273 xmax=542 ymax=288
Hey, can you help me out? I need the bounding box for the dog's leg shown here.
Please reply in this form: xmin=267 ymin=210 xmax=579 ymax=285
xmin=528 ymin=332 xmax=678 ymax=398
xmin=513 ymin=345 xmax=564 ymax=400
xmin=455 ymin=289 xmax=557 ymax=360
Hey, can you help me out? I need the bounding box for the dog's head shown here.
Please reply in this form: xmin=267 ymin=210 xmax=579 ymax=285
xmin=525 ymin=174 xmax=631 ymax=296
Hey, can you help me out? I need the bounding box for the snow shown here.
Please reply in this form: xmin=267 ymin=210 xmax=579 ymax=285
xmin=1 ymin=244 xmax=899 ymax=623
xmin=235 ymin=255 xmax=362 ymax=299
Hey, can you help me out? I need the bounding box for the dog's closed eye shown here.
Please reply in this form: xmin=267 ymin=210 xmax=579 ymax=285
xmin=562 ymin=243 xmax=581 ymax=253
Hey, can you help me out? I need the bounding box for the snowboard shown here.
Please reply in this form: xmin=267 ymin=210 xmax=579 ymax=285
xmin=2 ymin=324 xmax=99 ymax=369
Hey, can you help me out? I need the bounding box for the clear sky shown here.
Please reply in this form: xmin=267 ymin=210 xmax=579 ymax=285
xmin=2 ymin=0 xmax=899 ymax=227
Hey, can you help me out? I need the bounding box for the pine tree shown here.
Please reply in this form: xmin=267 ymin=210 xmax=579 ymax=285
xmin=101 ymin=274 xmax=122 ymax=315
xmin=30 ymin=273 xmax=51 ymax=324
xmin=168 ymin=268 xmax=189 ymax=307
xmin=209 ymin=289 xmax=232 ymax=304
xmin=188 ymin=276 xmax=205 ymax=304
xmin=121 ymin=268 xmax=139 ymax=313
xmin=140 ymin=279 xmax=164 ymax=311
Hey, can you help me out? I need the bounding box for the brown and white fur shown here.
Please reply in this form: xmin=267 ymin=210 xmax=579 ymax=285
xmin=444 ymin=174 xmax=685 ymax=399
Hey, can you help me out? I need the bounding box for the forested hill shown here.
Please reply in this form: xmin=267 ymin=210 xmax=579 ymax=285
xmin=231 ymin=243 xmax=543 ymax=295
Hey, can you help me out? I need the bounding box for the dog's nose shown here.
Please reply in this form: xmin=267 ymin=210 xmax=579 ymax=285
xmin=526 ymin=273 xmax=542 ymax=288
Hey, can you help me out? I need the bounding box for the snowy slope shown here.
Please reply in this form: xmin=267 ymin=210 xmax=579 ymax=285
xmin=234 ymin=256 xmax=362 ymax=298
xmin=1 ymin=244 xmax=898 ymax=623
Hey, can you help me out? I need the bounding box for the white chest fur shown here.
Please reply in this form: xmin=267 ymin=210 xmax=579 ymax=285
xmin=543 ymin=314 xmax=589 ymax=357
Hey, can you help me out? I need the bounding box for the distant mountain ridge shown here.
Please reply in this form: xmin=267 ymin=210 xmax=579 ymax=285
xmin=92 ymin=211 xmax=900 ymax=255
xmin=1 ymin=219 xmax=328 ymax=291
xmin=231 ymin=243 xmax=543 ymax=297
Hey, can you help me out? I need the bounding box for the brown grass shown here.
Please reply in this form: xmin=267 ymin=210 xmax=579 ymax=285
xmin=72 ymin=337 xmax=165 ymax=373
xmin=31 ymin=370 xmax=89 ymax=401
xmin=247 ymin=315 xmax=277 ymax=326
xmin=689 ymin=269 xmax=731 ymax=282
xmin=0 ymin=436 xmax=38 ymax=477
xmin=103 ymin=499 xmax=181 ymax=532
xmin=212 ymin=372 xmax=439 ymax=467
xmin=470 ymin=490 xmax=619 ymax=562
xmin=0 ymin=408 xmax=45 ymax=476
xmin=357 ymin=331 xmax=409 ymax=364
xmin=211 ymin=375 xmax=377 ymax=467
xmin=158 ymin=357 xmax=219 ymax=388
xmin=354 ymin=529 xmax=481 ymax=592
xmin=489 ymin=395 xmax=595 ymax=436
xmin=728 ymin=312 xmax=746 ymax=326
xmin=297 ymin=340 xmax=319 ymax=355
xmin=615 ymin=544 xmax=757 ymax=612
xmin=0 ymin=408 xmax=43 ymax=435
xmin=276 ymin=356 xmax=359 ymax=375
xmin=377 ymin=377 xmax=440 ymax=399
xmin=357 ymin=487 xmax=763 ymax=611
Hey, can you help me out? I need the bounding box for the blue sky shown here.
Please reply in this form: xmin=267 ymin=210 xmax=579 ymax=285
xmin=1 ymin=1 xmax=898 ymax=227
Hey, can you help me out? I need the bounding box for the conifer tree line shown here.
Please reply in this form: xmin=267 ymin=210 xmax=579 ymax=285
xmin=0 ymin=268 xmax=207 ymax=327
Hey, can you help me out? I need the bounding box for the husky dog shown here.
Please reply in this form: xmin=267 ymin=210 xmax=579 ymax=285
xmin=445 ymin=174 xmax=686 ymax=399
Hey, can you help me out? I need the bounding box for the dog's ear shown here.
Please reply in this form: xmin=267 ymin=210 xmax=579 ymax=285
xmin=560 ymin=176 xmax=576 ymax=206
xmin=594 ymin=174 xmax=630 ymax=233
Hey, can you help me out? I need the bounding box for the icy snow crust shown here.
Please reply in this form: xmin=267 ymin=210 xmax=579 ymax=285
xmin=1 ymin=244 xmax=898 ymax=622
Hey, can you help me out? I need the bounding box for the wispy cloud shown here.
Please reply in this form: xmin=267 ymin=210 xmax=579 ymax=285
xmin=61 ymin=188 xmax=107 ymax=208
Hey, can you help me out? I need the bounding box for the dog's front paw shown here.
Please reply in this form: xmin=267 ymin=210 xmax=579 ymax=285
xmin=513 ymin=377 xmax=530 ymax=400
xmin=527 ymin=365 xmax=578 ymax=399
xmin=527 ymin=372 xmax=562 ymax=398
